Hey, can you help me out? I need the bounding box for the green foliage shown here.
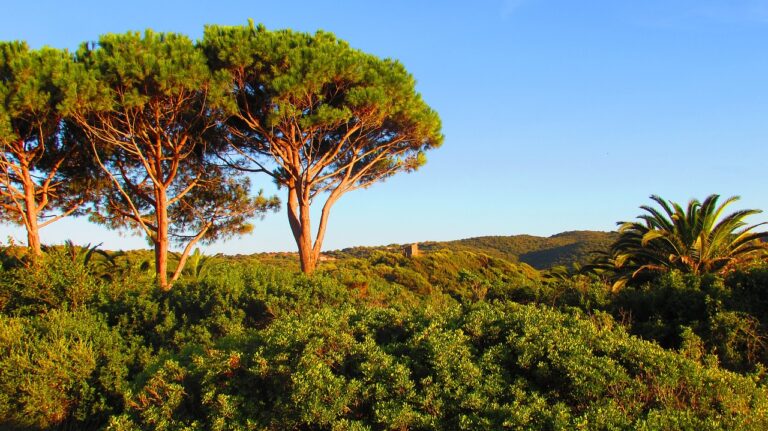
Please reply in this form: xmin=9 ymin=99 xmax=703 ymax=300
xmin=202 ymin=23 xmax=442 ymax=273
xmin=320 ymin=248 xmax=539 ymax=302
xmin=708 ymin=310 xmax=766 ymax=370
xmin=108 ymin=359 xmax=199 ymax=431
xmin=67 ymin=30 xmax=249 ymax=235
xmin=64 ymin=29 xmax=280 ymax=288
xmin=331 ymin=230 xmax=617 ymax=270
xmin=596 ymin=195 xmax=768 ymax=291
xmin=0 ymin=245 xmax=104 ymax=314
xmin=0 ymin=41 xmax=95 ymax=250
xmin=540 ymin=268 xmax=768 ymax=373
xmin=169 ymin=248 xmax=219 ymax=282
xmin=203 ymin=23 xmax=443 ymax=160
xmin=109 ymin=302 xmax=768 ymax=430
xmin=724 ymin=266 xmax=768 ymax=323
xmin=95 ymin=260 xmax=355 ymax=353
xmin=71 ymin=30 xmax=229 ymax=111
xmin=0 ymin=247 xmax=767 ymax=429
xmin=0 ymin=41 xmax=67 ymax=148
xmin=0 ymin=309 xmax=133 ymax=429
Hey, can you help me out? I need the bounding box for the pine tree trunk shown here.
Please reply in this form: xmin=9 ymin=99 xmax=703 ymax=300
xmin=155 ymin=188 xmax=170 ymax=290
xmin=287 ymin=187 xmax=317 ymax=275
xmin=22 ymin=166 xmax=42 ymax=257
xmin=297 ymin=200 xmax=316 ymax=274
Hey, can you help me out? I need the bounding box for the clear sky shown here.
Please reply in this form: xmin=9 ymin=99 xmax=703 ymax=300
xmin=1 ymin=0 xmax=767 ymax=253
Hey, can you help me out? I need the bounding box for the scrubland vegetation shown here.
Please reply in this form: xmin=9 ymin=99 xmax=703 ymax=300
xmin=1 ymin=233 xmax=768 ymax=430
xmin=2 ymin=20 xmax=768 ymax=431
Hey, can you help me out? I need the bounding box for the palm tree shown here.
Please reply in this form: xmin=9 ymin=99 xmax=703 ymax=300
xmin=169 ymin=248 xmax=219 ymax=282
xmin=42 ymin=240 xmax=117 ymax=280
xmin=602 ymin=194 xmax=768 ymax=291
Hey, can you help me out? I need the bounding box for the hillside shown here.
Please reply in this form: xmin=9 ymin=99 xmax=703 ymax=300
xmin=330 ymin=230 xmax=617 ymax=270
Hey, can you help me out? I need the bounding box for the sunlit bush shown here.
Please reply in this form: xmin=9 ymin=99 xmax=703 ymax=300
xmin=0 ymin=309 xmax=132 ymax=429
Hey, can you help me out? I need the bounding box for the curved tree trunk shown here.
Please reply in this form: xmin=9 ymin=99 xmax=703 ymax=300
xmin=286 ymin=186 xmax=342 ymax=275
xmin=287 ymin=186 xmax=318 ymax=274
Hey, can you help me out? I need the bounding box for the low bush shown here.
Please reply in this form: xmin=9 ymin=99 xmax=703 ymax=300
xmin=1 ymin=249 xmax=768 ymax=429
xmin=0 ymin=248 xmax=104 ymax=315
xmin=0 ymin=309 xmax=134 ymax=429
xmin=111 ymin=302 xmax=768 ymax=430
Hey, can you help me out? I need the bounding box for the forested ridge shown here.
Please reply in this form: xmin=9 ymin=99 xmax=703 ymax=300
xmin=331 ymin=230 xmax=617 ymax=269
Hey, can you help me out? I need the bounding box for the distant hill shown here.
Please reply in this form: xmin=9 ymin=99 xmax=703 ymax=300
xmin=436 ymin=231 xmax=617 ymax=269
xmin=331 ymin=230 xmax=617 ymax=270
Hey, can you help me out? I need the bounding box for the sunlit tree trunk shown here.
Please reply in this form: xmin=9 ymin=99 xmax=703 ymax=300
xmin=154 ymin=187 xmax=169 ymax=290
xmin=287 ymin=186 xmax=318 ymax=274
xmin=286 ymin=185 xmax=343 ymax=275
xmin=20 ymin=157 xmax=42 ymax=257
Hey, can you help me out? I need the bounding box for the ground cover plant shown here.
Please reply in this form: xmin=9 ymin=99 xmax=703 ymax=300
xmin=1 ymin=242 xmax=768 ymax=430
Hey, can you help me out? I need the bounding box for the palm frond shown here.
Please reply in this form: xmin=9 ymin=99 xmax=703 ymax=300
xmin=591 ymin=194 xmax=768 ymax=291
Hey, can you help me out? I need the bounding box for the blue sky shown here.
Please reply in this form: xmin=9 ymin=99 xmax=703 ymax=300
xmin=1 ymin=0 xmax=767 ymax=253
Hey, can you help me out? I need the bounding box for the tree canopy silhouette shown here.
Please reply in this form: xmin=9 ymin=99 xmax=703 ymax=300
xmin=63 ymin=31 xmax=278 ymax=289
xmin=202 ymin=23 xmax=443 ymax=274
xmin=0 ymin=42 xmax=94 ymax=256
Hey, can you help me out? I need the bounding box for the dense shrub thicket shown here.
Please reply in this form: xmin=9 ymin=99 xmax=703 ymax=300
xmin=1 ymin=248 xmax=768 ymax=429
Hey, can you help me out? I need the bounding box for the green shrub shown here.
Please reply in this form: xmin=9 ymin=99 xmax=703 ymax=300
xmin=0 ymin=248 xmax=103 ymax=315
xmin=725 ymin=267 xmax=768 ymax=326
xmin=2 ymin=250 xmax=768 ymax=429
xmin=708 ymin=310 xmax=767 ymax=370
xmin=0 ymin=309 xmax=133 ymax=429
xmin=111 ymin=302 xmax=768 ymax=430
